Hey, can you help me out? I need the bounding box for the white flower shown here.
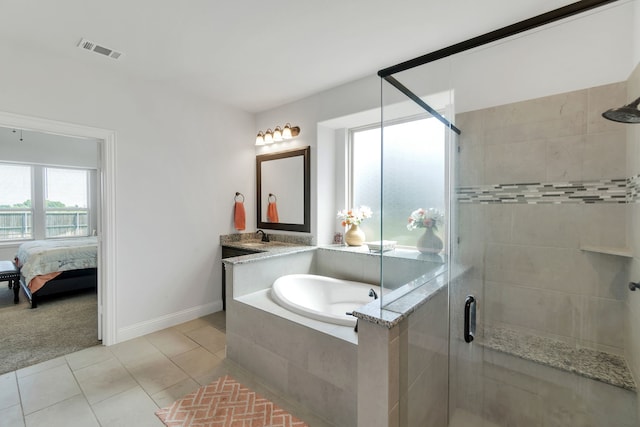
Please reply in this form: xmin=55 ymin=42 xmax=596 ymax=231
xmin=407 ymin=208 xmax=444 ymax=231
xmin=337 ymin=205 xmax=373 ymax=226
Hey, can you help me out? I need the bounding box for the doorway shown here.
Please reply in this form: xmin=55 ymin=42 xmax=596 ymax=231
xmin=0 ymin=110 xmax=116 ymax=346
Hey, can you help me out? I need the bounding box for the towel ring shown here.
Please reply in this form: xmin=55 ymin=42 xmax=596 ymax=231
xmin=268 ymin=193 xmax=277 ymax=202
xmin=234 ymin=192 xmax=245 ymax=202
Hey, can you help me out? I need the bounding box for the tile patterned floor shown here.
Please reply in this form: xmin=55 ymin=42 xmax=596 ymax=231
xmin=0 ymin=312 xmax=333 ymax=427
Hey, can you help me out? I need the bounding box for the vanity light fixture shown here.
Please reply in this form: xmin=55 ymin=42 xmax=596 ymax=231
xmin=255 ymin=123 xmax=301 ymax=145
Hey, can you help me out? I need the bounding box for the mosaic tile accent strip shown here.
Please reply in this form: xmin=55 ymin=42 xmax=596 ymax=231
xmin=629 ymin=174 xmax=640 ymax=203
xmin=457 ymin=178 xmax=629 ymax=204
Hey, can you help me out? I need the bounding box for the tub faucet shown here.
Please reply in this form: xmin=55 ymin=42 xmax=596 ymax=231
xmin=256 ymin=229 xmax=269 ymax=242
xmin=369 ymin=289 xmax=378 ymax=300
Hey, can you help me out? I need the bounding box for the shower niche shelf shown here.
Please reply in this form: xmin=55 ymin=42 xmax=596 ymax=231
xmin=579 ymin=245 xmax=633 ymax=258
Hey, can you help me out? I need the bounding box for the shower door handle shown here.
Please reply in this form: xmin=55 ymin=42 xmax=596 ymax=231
xmin=464 ymin=295 xmax=476 ymax=343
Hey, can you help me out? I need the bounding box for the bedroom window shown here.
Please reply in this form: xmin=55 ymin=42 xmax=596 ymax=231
xmin=0 ymin=163 xmax=92 ymax=242
xmin=44 ymin=167 xmax=90 ymax=238
xmin=0 ymin=164 xmax=33 ymax=241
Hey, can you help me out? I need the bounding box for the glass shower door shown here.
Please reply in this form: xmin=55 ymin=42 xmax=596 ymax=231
xmin=378 ymin=75 xmax=456 ymax=426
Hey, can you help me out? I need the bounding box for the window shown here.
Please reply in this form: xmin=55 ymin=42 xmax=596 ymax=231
xmin=0 ymin=164 xmax=33 ymax=240
xmin=0 ymin=163 xmax=92 ymax=242
xmin=45 ymin=168 xmax=89 ymax=238
xmin=350 ymin=116 xmax=446 ymax=247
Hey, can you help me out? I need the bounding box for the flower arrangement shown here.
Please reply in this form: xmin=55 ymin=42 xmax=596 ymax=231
xmin=407 ymin=208 xmax=444 ymax=231
xmin=337 ymin=205 xmax=372 ymax=227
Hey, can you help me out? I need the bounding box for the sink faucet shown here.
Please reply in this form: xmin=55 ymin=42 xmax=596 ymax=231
xmin=256 ymin=229 xmax=270 ymax=242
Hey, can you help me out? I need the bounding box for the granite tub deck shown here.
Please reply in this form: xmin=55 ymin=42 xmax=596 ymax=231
xmin=482 ymin=326 xmax=636 ymax=392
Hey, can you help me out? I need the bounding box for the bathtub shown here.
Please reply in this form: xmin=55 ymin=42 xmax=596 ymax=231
xmin=271 ymin=274 xmax=381 ymax=326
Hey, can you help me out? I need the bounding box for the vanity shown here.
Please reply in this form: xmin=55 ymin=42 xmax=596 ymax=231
xmin=220 ymin=233 xmax=313 ymax=310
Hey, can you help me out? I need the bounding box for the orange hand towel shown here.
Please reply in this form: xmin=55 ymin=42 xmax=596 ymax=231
xmin=267 ymin=201 xmax=279 ymax=223
xmin=234 ymin=201 xmax=246 ymax=230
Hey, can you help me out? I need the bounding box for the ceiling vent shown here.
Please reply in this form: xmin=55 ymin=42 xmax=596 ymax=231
xmin=77 ymin=38 xmax=122 ymax=60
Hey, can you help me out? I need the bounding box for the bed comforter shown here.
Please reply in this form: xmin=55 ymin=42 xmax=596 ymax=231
xmin=15 ymin=237 xmax=98 ymax=291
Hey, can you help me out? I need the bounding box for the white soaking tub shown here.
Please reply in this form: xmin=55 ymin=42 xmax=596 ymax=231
xmin=271 ymin=273 xmax=380 ymax=326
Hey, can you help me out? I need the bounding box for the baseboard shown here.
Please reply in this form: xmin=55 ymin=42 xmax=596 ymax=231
xmin=115 ymin=300 xmax=223 ymax=344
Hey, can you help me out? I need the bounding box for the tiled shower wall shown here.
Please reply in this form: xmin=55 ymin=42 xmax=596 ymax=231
xmin=626 ymin=62 xmax=640 ymax=418
xmin=456 ymin=81 xmax=630 ymax=354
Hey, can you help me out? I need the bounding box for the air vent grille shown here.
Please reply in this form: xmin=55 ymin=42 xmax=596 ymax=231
xmin=77 ymin=38 xmax=123 ymax=60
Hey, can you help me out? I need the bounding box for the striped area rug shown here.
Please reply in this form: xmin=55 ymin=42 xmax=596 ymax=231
xmin=155 ymin=375 xmax=309 ymax=427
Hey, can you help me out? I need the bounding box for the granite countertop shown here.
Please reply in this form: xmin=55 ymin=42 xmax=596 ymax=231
xmin=353 ymin=264 xmax=470 ymax=329
xmin=220 ymin=232 xmax=315 ymax=264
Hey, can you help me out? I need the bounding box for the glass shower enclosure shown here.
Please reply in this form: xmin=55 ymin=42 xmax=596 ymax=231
xmin=377 ymin=1 xmax=637 ymax=425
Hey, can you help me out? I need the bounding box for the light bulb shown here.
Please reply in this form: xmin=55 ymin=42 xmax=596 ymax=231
xmin=273 ymin=126 xmax=283 ymax=142
xmin=264 ymin=129 xmax=273 ymax=144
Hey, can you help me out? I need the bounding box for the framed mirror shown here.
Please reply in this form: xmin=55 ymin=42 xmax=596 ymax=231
xmin=256 ymin=146 xmax=310 ymax=232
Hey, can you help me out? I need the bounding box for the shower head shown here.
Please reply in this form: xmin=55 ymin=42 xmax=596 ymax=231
xmin=602 ymin=96 xmax=640 ymax=124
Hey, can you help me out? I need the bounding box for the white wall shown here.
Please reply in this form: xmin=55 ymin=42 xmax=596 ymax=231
xmin=0 ymin=37 xmax=254 ymax=341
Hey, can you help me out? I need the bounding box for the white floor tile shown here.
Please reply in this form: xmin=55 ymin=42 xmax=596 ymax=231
xmin=17 ymin=364 xmax=81 ymax=415
xmin=24 ymin=395 xmax=99 ymax=427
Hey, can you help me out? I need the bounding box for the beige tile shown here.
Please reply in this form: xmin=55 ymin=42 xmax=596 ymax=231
xmin=74 ymin=357 xmax=138 ymax=404
xmin=184 ymin=325 xmax=226 ymax=354
xmin=16 ymin=356 xmax=67 ymax=379
xmin=511 ymin=204 xmax=582 ymax=249
xmin=65 ymin=345 xmax=114 ymax=371
xmin=546 ymin=135 xmax=585 ymax=181
xmin=583 ymin=130 xmax=627 ymax=180
xmin=0 ymin=404 xmax=24 ymax=427
xmin=109 ymin=337 xmax=162 ymax=365
xmin=579 ymin=203 xmax=628 ymax=249
xmin=484 ymin=140 xmax=547 ymax=184
xmin=24 ymin=395 xmax=98 ymax=427
xmin=0 ymin=372 xmax=20 ymax=411
xmin=17 ymin=364 xmax=81 ymax=415
xmin=204 ymin=310 xmax=226 ymax=331
xmin=170 ymin=347 xmax=224 ymax=384
xmin=145 ymin=328 xmax=199 ymax=358
xmin=484 ymin=281 xmax=580 ymax=339
xmin=169 ymin=316 xmax=217 ymax=334
xmin=125 ymin=351 xmax=189 ymax=396
xmin=150 ymin=377 xmax=200 ymax=408
xmin=92 ymin=386 xmax=163 ymax=427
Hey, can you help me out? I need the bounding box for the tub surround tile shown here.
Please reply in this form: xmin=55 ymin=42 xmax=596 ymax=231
xmin=483 ymin=326 xmax=636 ymax=391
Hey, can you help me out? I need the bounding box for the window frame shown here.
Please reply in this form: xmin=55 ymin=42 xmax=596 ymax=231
xmin=347 ymin=113 xmax=448 ymax=248
xmin=0 ymin=162 xmax=95 ymax=242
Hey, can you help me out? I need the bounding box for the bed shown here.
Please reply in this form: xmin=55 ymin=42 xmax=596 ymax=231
xmin=14 ymin=237 xmax=98 ymax=308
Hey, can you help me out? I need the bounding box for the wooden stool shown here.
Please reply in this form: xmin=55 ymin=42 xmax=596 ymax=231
xmin=0 ymin=260 xmax=20 ymax=304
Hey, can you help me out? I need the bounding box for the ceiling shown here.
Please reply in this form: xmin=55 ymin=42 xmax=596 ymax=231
xmin=0 ymin=0 xmax=584 ymax=113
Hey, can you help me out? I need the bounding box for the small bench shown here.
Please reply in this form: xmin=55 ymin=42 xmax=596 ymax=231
xmin=482 ymin=326 xmax=636 ymax=391
xmin=0 ymin=260 xmax=20 ymax=304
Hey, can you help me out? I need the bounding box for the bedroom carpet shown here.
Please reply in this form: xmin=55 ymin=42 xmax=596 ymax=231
xmin=155 ymin=374 xmax=310 ymax=427
xmin=0 ymin=286 xmax=99 ymax=375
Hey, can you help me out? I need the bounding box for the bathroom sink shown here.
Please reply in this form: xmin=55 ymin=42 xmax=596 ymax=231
xmin=239 ymin=241 xmax=292 ymax=248
xmin=240 ymin=242 xmax=267 ymax=247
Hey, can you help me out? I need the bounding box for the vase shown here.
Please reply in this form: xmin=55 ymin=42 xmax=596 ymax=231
xmin=416 ymin=227 xmax=443 ymax=254
xmin=345 ymin=224 xmax=365 ymax=246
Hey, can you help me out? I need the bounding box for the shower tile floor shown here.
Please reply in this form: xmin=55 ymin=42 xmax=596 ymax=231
xmin=0 ymin=311 xmax=334 ymax=427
